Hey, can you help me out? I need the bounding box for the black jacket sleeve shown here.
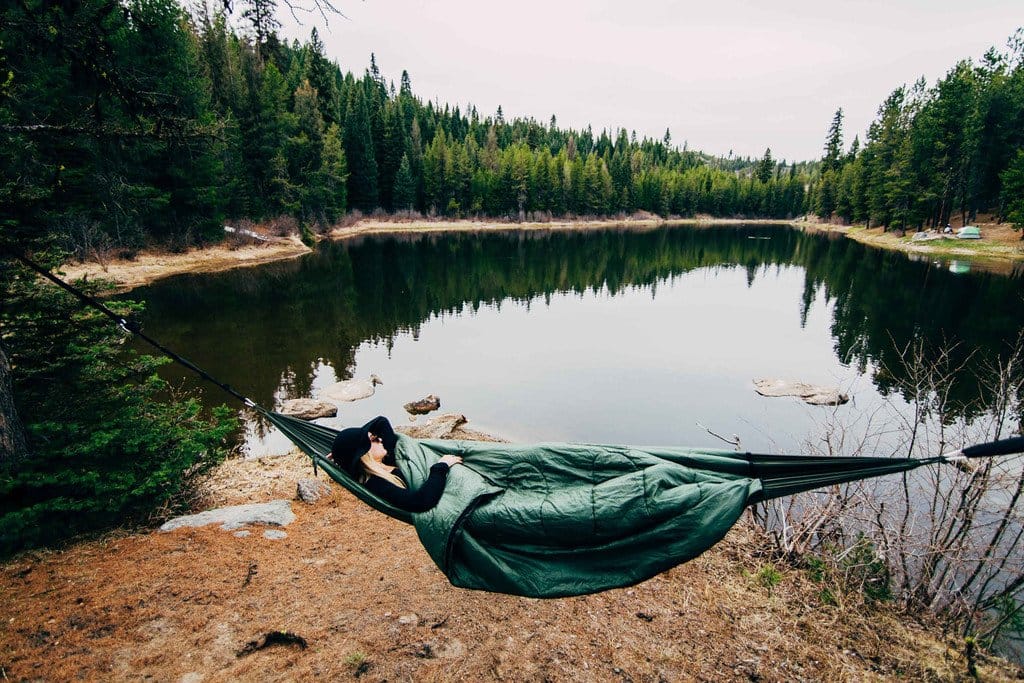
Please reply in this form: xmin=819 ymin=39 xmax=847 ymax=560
xmin=362 ymin=416 xmax=398 ymax=465
xmin=364 ymin=462 xmax=451 ymax=513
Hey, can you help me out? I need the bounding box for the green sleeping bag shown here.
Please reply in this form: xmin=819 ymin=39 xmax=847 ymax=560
xmin=267 ymin=411 xmax=966 ymax=599
xmin=398 ymin=435 xmax=761 ymax=598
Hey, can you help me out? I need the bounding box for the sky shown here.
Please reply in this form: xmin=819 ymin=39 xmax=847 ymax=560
xmin=275 ymin=0 xmax=1022 ymax=162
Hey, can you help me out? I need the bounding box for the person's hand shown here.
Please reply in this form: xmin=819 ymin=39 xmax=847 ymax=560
xmin=439 ymin=454 xmax=463 ymax=467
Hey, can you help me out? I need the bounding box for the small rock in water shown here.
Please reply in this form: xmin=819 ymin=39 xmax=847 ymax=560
xmin=753 ymin=378 xmax=849 ymax=406
xmin=296 ymin=478 xmax=330 ymax=504
xmin=400 ymin=413 xmax=468 ymax=439
xmin=404 ymin=394 xmax=441 ymax=415
xmin=278 ymin=398 xmax=337 ymax=420
xmin=319 ymin=374 xmax=383 ymax=402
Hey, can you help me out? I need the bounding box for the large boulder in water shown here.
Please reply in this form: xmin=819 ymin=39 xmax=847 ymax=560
xmin=397 ymin=413 xmax=507 ymax=442
xmin=753 ymin=378 xmax=850 ymax=406
xmin=279 ymin=398 xmax=337 ymax=420
xmin=319 ymin=374 xmax=382 ymax=402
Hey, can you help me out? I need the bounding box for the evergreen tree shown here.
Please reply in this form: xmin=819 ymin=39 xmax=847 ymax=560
xmin=999 ymin=149 xmax=1024 ymax=234
xmin=315 ymin=122 xmax=349 ymax=222
xmin=393 ymin=153 xmax=416 ymax=211
xmin=241 ymin=0 xmax=280 ymax=63
xmin=342 ymin=86 xmax=379 ymax=211
xmin=822 ymin=108 xmax=844 ymax=174
xmin=286 ymin=79 xmax=325 ymax=218
xmin=248 ymin=61 xmax=292 ymax=216
xmin=378 ymin=100 xmax=406 ymax=209
xmin=305 ymin=28 xmax=339 ymax=125
xmin=756 ymin=148 xmax=775 ymax=183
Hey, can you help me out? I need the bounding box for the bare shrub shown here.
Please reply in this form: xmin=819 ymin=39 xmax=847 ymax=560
xmin=752 ymin=335 xmax=1024 ymax=647
xmin=223 ymin=228 xmax=253 ymax=250
xmin=336 ymin=210 xmax=363 ymax=228
xmin=53 ymin=215 xmax=115 ymax=266
xmin=390 ymin=209 xmax=425 ymax=222
xmin=234 ymin=219 xmax=258 ymax=234
xmin=265 ymin=215 xmax=299 ymax=237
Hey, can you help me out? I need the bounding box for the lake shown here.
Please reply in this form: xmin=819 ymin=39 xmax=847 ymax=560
xmin=130 ymin=223 xmax=1024 ymax=458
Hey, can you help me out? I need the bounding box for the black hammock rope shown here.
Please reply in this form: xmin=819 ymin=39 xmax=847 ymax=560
xmin=6 ymin=249 xmax=1024 ymax=526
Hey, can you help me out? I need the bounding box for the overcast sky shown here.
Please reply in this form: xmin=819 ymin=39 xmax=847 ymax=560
xmin=276 ymin=0 xmax=1021 ymax=162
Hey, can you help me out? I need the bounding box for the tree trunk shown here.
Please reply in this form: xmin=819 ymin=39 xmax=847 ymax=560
xmin=0 ymin=340 xmax=29 ymax=468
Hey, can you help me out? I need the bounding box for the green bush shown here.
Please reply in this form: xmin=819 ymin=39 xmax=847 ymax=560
xmin=801 ymin=535 xmax=893 ymax=605
xmin=0 ymin=262 xmax=237 ymax=556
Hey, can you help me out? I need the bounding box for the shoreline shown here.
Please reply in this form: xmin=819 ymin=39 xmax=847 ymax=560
xmin=796 ymin=219 xmax=1023 ymax=274
xmin=57 ymin=216 xmax=1023 ymax=292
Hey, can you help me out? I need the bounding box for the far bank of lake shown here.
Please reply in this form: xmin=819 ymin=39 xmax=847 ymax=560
xmin=60 ymin=217 xmax=1024 ymax=292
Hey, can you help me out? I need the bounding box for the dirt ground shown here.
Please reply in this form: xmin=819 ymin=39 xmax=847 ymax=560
xmin=2 ymin=418 xmax=1021 ymax=682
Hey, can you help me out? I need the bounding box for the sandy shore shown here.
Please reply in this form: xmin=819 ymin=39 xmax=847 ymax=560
xmin=58 ymin=235 xmax=313 ymax=293
xmin=3 ymin=415 xmax=1020 ymax=681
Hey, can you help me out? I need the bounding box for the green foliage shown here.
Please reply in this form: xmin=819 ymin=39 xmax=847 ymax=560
xmin=392 ymin=153 xmax=416 ymax=211
xmin=2 ymin=0 xmax=816 ymax=258
xmin=1000 ymin=149 xmax=1024 ymax=231
xmin=822 ymin=108 xmax=844 ymax=174
xmin=756 ymin=148 xmax=775 ymax=184
xmin=343 ymin=85 xmax=379 ymax=212
xmin=815 ymin=35 xmax=1024 ymax=229
xmin=757 ymin=563 xmax=783 ymax=591
xmin=343 ymin=651 xmax=367 ymax=666
xmin=0 ymin=266 xmax=237 ymax=557
xmin=802 ymin=535 xmax=892 ymax=605
xmin=986 ymin=595 xmax=1024 ymax=646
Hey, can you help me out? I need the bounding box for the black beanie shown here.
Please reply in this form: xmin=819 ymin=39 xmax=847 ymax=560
xmin=331 ymin=427 xmax=371 ymax=478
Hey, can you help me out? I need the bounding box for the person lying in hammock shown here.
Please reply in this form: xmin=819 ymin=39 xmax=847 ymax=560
xmin=329 ymin=416 xmax=462 ymax=512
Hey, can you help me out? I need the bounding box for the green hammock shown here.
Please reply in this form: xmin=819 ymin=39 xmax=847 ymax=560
xmin=266 ymin=409 xmax=1023 ymax=599
xmin=13 ymin=253 xmax=1023 ymax=599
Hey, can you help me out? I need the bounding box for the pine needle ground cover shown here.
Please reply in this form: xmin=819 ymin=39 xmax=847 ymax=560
xmin=2 ymin=450 xmax=1020 ymax=682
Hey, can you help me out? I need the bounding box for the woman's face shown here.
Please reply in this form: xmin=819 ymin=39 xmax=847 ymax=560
xmin=367 ymin=435 xmax=388 ymax=462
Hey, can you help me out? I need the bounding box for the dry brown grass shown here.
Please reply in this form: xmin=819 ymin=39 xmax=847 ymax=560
xmin=3 ymin=439 xmax=1021 ymax=682
xmin=58 ymin=235 xmax=311 ymax=293
xmin=799 ymin=217 xmax=1024 ymax=273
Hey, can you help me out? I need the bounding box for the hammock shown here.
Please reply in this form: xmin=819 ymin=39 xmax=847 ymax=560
xmin=265 ymin=409 xmax=1024 ymax=598
xmin=13 ymin=251 xmax=1024 ymax=599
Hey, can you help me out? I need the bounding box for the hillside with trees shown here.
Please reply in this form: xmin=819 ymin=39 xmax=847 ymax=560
xmin=2 ymin=0 xmax=810 ymax=260
xmin=810 ymin=30 xmax=1024 ymax=234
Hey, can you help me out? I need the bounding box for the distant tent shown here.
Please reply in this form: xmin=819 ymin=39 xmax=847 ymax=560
xmin=956 ymin=226 xmax=981 ymax=239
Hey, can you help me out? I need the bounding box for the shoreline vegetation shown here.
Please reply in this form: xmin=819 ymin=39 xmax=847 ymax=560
xmin=59 ymin=216 xmax=1024 ymax=292
xmin=2 ymin=418 xmax=1022 ymax=681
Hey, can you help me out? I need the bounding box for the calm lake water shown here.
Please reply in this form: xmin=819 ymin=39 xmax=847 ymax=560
xmin=130 ymin=223 xmax=1024 ymax=458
